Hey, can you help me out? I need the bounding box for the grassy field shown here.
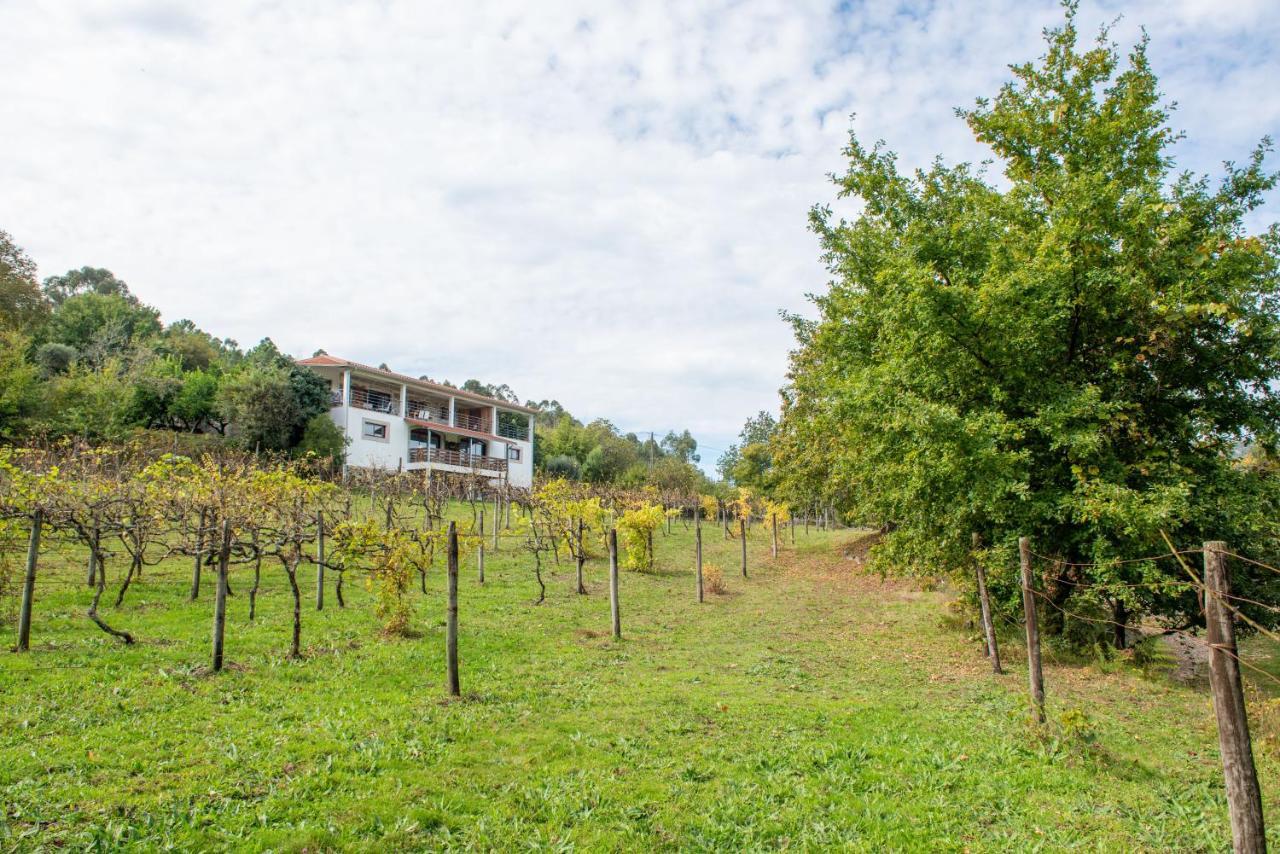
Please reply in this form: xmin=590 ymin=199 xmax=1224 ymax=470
xmin=2 ymin=509 xmax=1278 ymax=851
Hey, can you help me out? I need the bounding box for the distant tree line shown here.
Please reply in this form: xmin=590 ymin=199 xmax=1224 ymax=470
xmin=0 ymin=230 xmax=724 ymax=493
xmin=0 ymin=230 xmax=344 ymax=461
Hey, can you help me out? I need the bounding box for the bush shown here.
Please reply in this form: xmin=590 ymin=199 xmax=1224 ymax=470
xmin=544 ymin=454 xmax=581 ymax=480
xmin=703 ymin=563 xmax=726 ymax=595
xmin=296 ymin=413 xmax=347 ymax=468
xmin=34 ymin=342 xmax=77 ymax=377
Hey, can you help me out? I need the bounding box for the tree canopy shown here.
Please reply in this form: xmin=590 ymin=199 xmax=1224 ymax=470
xmin=773 ymin=8 xmax=1280 ymax=634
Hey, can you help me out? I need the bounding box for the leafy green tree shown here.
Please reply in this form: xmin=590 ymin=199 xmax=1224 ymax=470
xmin=295 ymin=412 xmax=347 ymax=467
xmin=33 ymin=342 xmax=77 ymax=378
xmin=0 ymin=230 xmax=49 ymax=333
xmin=648 ymin=455 xmax=701 ymax=493
xmin=160 ymin=319 xmax=232 ymax=371
xmin=168 ymin=368 xmax=223 ymax=432
xmin=660 ymin=429 xmax=699 ymax=463
xmin=125 ymin=356 xmax=185 ymax=429
xmin=544 ymin=454 xmax=582 ymax=480
xmin=0 ymin=330 xmax=41 ymax=438
xmin=718 ymin=410 xmax=777 ymax=487
xmin=776 ymin=8 xmax=1280 ymax=635
xmin=217 ymin=364 xmax=301 ymax=452
xmin=43 ymin=292 xmax=161 ymax=361
xmin=41 ymin=266 xmax=135 ymax=306
xmin=37 ymin=359 xmax=141 ymax=440
xmin=461 ymin=378 xmax=519 ymax=403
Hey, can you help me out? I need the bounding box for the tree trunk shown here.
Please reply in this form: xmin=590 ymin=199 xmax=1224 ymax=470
xmin=1112 ymin=600 xmax=1128 ymax=650
xmin=285 ymin=562 xmax=302 ymax=659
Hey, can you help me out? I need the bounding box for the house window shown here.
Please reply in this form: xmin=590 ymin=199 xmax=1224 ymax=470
xmin=362 ymin=419 xmax=389 ymax=442
xmin=508 ymin=447 xmax=522 ymax=462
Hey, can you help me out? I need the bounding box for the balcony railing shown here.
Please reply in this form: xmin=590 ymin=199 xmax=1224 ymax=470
xmin=349 ymin=387 xmax=400 ymax=416
xmin=496 ymin=420 xmax=529 ymax=441
xmin=453 ymin=411 xmax=491 ymax=433
xmin=336 ymin=384 xmax=525 ymax=442
xmin=406 ymin=398 xmax=450 ymax=425
xmin=408 ymin=447 xmax=508 ymax=474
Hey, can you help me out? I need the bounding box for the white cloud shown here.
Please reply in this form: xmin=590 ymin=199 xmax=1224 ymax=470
xmin=1 ymin=0 xmax=1276 ymax=470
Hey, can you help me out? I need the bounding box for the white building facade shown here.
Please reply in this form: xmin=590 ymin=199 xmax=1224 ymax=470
xmin=299 ymin=355 xmax=535 ymax=488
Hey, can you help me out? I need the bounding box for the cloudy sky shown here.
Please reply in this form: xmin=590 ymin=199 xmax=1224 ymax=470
xmin=2 ymin=1 xmax=1277 ymax=472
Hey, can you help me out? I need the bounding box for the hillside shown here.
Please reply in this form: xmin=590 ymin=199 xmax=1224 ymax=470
xmin=2 ymin=518 xmax=1276 ymax=850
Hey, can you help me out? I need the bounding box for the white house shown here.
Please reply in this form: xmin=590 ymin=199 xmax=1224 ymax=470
xmin=299 ymin=354 xmax=536 ymax=488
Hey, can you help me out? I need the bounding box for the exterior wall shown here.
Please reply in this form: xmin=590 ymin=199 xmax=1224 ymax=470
xmin=505 ymin=436 xmax=533 ymax=488
xmin=342 ymin=404 xmax=410 ymax=471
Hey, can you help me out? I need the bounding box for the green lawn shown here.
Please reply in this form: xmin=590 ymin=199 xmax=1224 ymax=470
xmin=2 ymin=512 xmax=1276 ymax=851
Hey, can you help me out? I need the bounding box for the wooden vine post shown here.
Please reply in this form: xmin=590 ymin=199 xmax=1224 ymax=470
xmin=1204 ymin=541 xmax=1266 ymax=853
xmin=740 ymin=518 xmax=748 ymax=578
xmin=575 ymin=518 xmax=587 ymax=595
xmin=771 ymin=512 xmax=778 ymax=559
xmin=16 ymin=510 xmax=43 ymax=652
xmin=211 ymin=519 xmax=230 ymax=672
xmin=696 ymin=512 xmax=706 ymax=604
xmin=446 ymin=521 xmax=460 ymax=697
xmin=973 ymin=533 xmax=1002 ymax=674
xmin=477 ymin=510 xmax=485 ymax=584
xmin=608 ymin=528 xmax=621 ymax=639
xmin=315 ymin=511 xmax=326 ymax=611
xmin=1018 ymin=536 xmax=1045 ymax=722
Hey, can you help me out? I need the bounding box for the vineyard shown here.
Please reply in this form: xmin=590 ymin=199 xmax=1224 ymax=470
xmin=0 ymin=444 xmax=1277 ymax=849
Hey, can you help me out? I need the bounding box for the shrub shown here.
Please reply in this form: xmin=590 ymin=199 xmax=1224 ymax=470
xmin=617 ymin=503 xmax=664 ymax=570
xmin=296 ymin=412 xmax=347 ymax=469
xmin=703 ymin=563 xmax=726 ymax=595
xmin=544 ymin=454 xmax=581 ymax=480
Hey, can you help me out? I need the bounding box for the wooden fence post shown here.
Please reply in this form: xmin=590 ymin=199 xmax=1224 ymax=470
xmin=190 ymin=508 xmax=206 ymax=601
xmin=973 ymin=533 xmax=1002 ymax=675
xmin=212 ymin=519 xmax=230 ymax=672
xmin=1018 ymin=536 xmax=1045 ymax=722
xmin=771 ymin=513 xmax=778 ymax=559
xmin=695 ymin=513 xmax=704 ymax=604
xmin=609 ymin=528 xmax=621 ymax=639
xmin=576 ymin=519 xmax=586 ymax=595
xmin=477 ymin=510 xmax=485 ymax=584
xmin=315 ymin=511 xmax=326 ymax=611
xmin=16 ymin=510 xmax=43 ymax=652
xmin=740 ymin=518 xmax=748 ymax=578
xmin=446 ymin=521 xmax=460 ymax=696
xmin=1205 ymin=541 xmax=1267 ymax=853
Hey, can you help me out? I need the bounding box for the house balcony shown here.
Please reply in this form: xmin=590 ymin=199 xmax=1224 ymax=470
xmin=334 ymin=382 xmax=530 ymax=443
xmin=496 ymin=420 xmax=530 ymax=441
xmin=348 ymin=386 xmax=400 ymax=416
xmin=405 ymin=396 xmax=450 ymax=426
xmin=452 ymin=408 xmax=491 ymax=434
xmin=408 ymin=447 xmax=508 ymax=474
